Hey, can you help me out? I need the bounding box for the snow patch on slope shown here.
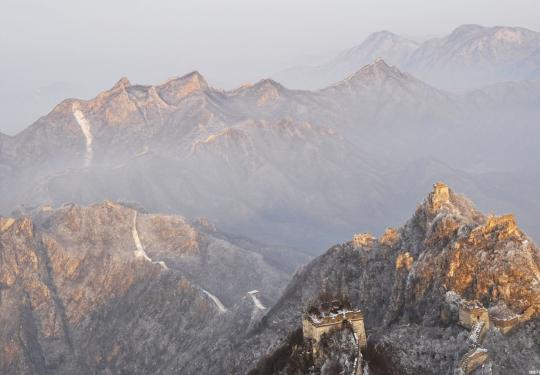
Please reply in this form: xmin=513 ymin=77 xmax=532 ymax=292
xmin=132 ymin=211 xmax=168 ymax=270
xmin=72 ymin=102 xmax=94 ymax=167
xmin=248 ymin=290 xmax=266 ymax=310
xmin=203 ymin=289 xmax=227 ymax=313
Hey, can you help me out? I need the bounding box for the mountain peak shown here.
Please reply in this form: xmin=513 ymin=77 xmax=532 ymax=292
xmin=359 ymin=57 xmax=399 ymax=74
xmin=231 ymin=78 xmax=288 ymax=105
xmin=450 ymin=24 xmax=485 ymax=37
xmin=365 ymin=30 xmax=400 ymax=41
xmin=185 ymin=70 xmax=207 ymax=85
xmin=253 ymin=79 xmax=286 ymax=105
xmin=234 ymin=78 xmax=286 ymax=93
xmin=162 ymin=71 xmax=208 ymax=88
xmin=112 ymin=77 xmax=132 ymax=90
xmin=448 ymin=24 xmax=536 ymax=44
xmin=412 ymin=182 xmax=486 ymax=237
xmin=373 ymin=56 xmax=389 ymax=66
xmin=427 ymin=181 xmax=451 ymax=213
xmin=338 ymin=31 xmax=419 ymax=65
xmin=353 ymin=30 xmax=418 ymax=50
xmin=254 ymin=78 xmax=286 ymax=91
xmin=156 ymin=71 xmax=209 ymax=105
xmin=337 ymin=58 xmax=409 ymax=86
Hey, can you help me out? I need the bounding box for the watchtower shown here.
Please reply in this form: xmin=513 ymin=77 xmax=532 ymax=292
xmin=488 ymin=302 xmax=520 ymax=334
xmin=458 ymin=300 xmax=490 ymax=330
xmin=352 ymin=233 xmax=375 ymax=249
xmin=303 ymin=304 xmax=367 ymax=356
xmin=428 ymin=182 xmax=450 ymax=213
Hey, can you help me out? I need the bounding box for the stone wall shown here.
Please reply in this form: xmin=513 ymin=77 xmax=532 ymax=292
xmin=491 ymin=316 xmax=519 ymax=334
xmin=460 ymin=348 xmax=488 ymax=374
xmin=351 ymin=318 xmax=367 ymax=350
xmin=428 ymin=182 xmax=450 ymax=213
xmin=483 ymin=214 xmax=520 ymax=240
xmin=353 ymin=233 xmax=375 ymax=249
xmin=458 ymin=301 xmax=490 ymax=330
xmin=303 ymin=312 xmax=367 ymax=353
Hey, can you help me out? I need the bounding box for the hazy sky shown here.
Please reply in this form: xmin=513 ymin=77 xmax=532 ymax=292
xmin=1 ymin=0 xmax=539 ymax=134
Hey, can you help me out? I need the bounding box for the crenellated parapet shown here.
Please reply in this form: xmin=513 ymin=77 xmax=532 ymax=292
xmin=352 ymin=233 xmax=375 ymax=249
xmin=303 ymin=306 xmax=367 ymax=356
xmin=458 ymin=299 xmax=490 ymax=330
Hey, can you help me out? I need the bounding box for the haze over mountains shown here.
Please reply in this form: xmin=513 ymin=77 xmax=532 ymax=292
xmin=2 ymin=44 xmax=540 ymax=251
xmin=1 ymin=18 xmax=540 ymax=375
xmin=274 ymin=24 xmax=540 ymax=91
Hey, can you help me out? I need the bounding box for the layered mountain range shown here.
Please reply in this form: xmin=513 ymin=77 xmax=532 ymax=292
xmin=1 ymin=57 xmax=540 ymax=250
xmin=274 ymin=24 xmax=540 ymax=91
xmin=1 ymin=184 xmax=538 ymax=374
xmin=2 ymin=20 xmax=539 ymax=375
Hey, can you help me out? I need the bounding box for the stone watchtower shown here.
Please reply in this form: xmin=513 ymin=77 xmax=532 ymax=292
xmin=458 ymin=300 xmax=490 ymax=330
xmin=302 ymin=308 xmax=367 ymax=355
xmin=428 ymin=182 xmax=450 ymax=213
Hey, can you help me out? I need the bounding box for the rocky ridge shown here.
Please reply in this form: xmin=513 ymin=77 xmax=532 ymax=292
xmin=2 ymin=60 xmax=540 ymax=251
xmin=1 ymin=183 xmax=538 ymax=374
xmin=0 ymin=201 xmax=305 ymax=374
xmin=241 ymin=183 xmax=540 ymax=374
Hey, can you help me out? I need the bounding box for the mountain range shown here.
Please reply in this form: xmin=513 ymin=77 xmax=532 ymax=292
xmin=2 ymin=20 xmax=540 ymax=375
xmin=0 ymin=200 xmax=309 ymax=374
xmin=246 ymin=183 xmax=540 ymax=374
xmin=1 ymin=57 xmax=540 ymax=251
xmin=1 ymin=184 xmax=538 ymax=374
xmin=274 ymin=24 xmax=540 ymax=91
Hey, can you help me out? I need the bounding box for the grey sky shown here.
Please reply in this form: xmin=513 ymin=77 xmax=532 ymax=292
xmin=1 ymin=0 xmax=539 ymax=134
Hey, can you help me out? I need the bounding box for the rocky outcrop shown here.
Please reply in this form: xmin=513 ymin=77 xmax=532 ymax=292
xmin=0 ymin=202 xmax=303 ymax=374
xmin=248 ymin=325 xmax=361 ymax=375
xmin=247 ymin=182 xmax=540 ymax=375
xmin=1 ymin=183 xmax=538 ymax=374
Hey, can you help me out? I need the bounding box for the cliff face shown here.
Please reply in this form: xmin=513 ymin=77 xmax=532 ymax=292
xmin=0 ymin=206 xmax=163 ymax=373
xmin=247 ymin=183 xmax=540 ymax=375
xmin=0 ymin=202 xmax=303 ymax=374
xmin=394 ymin=184 xmax=540 ymax=324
